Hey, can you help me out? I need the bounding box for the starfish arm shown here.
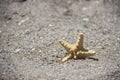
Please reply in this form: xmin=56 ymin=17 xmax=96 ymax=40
xmin=76 ymin=34 xmax=84 ymax=50
xmin=77 ymin=50 xmax=95 ymax=58
xmin=82 ymin=50 xmax=95 ymax=56
xmin=59 ymin=40 xmax=74 ymax=53
xmin=61 ymin=53 xmax=73 ymax=63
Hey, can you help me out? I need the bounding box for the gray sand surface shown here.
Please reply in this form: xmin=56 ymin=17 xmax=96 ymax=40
xmin=0 ymin=0 xmax=120 ymax=80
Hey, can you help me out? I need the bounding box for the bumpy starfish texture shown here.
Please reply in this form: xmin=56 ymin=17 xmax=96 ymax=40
xmin=59 ymin=33 xmax=95 ymax=63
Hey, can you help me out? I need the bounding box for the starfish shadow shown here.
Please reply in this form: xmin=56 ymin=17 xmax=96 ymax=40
xmin=73 ymin=57 xmax=99 ymax=61
xmin=87 ymin=57 xmax=99 ymax=61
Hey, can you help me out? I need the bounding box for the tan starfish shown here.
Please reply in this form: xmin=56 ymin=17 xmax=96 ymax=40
xmin=59 ymin=33 xmax=95 ymax=63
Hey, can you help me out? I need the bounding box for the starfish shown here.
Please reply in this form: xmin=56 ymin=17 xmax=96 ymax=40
xmin=59 ymin=33 xmax=95 ymax=63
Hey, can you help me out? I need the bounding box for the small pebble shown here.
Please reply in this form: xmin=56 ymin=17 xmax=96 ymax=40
xmin=31 ymin=48 xmax=35 ymax=51
xmin=82 ymin=7 xmax=88 ymax=11
xmin=95 ymin=1 xmax=99 ymax=4
xmin=18 ymin=17 xmax=29 ymax=26
xmin=48 ymin=24 xmax=54 ymax=27
xmin=117 ymin=38 xmax=120 ymax=42
xmin=39 ymin=50 xmax=42 ymax=53
xmin=83 ymin=18 xmax=89 ymax=21
xmin=15 ymin=49 xmax=21 ymax=53
xmin=53 ymin=49 xmax=56 ymax=52
xmin=24 ymin=29 xmax=30 ymax=35
xmin=40 ymin=37 xmax=43 ymax=39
